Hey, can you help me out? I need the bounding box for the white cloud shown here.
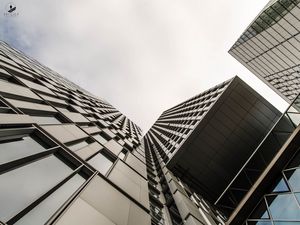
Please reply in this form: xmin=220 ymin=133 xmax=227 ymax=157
xmin=0 ymin=0 xmax=288 ymax=132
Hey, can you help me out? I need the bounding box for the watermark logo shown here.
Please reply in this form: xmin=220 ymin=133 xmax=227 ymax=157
xmin=4 ymin=2 xmax=19 ymax=17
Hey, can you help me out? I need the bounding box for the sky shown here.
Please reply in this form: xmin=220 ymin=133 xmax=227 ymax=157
xmin=0 ymin=0 xmax=288 ymax=132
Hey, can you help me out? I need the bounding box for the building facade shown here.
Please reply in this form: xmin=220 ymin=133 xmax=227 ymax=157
xmin=229 ymin=0 xmax=300 ymax=103
xmin=0 ymin=39 xmax=287 ymax=225
xmin=3 ymin=0 xmax=300 ymax=222
xmin=144 ymin=76 xmax=289 ymax=225
xmin=228 ymin=0 xmax=300 ymax=224
xmin=219 ymin=94 xmax=300 ymax=225
xmin=0 ymin=41 xmax=152 ymax=225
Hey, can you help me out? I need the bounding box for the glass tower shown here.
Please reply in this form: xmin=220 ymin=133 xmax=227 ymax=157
xmin=229 ymin=0 xmax=300 ymax=103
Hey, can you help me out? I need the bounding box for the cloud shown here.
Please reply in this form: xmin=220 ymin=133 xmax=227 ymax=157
xmin=0 ymin=0 xmax=288 ymax=132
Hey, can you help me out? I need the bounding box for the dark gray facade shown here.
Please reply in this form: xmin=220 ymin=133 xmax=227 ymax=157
xmin=144 ymin=76 xmax=284 ymax=225
xmin=168 ymin=77 xmax=281 ymax=203
xmin=223 ymin=94 xmax=300 ymax=225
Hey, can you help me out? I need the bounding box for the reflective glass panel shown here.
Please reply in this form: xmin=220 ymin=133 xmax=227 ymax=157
xmin=0 ymin=136 xmax=47 ymax=165
xmin=273 ymin=222 xmax=300 ymax=225
xmin=247 ymin=221 xmax=272 ymax=225
xmin=272 ymin=178 xmax=289 ymax=193
xmin=266 ymin=194 xmax=300 ymax=220
xmin=294 ymin=193 xmax=300 ymax=206
xmin=15 ymin=174 xmax=85 ymax=225
xmin=285 ymin=169 xmax=300 ymax=192
xmin=0 ymin=155 xmax=73 ymax=222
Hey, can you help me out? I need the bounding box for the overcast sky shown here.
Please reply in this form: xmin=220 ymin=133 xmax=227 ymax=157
xmin=0 ymin=0 xmax=288 ymax=132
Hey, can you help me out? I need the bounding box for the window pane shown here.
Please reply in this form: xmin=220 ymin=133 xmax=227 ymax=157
xmin=0 ymin=136 xmax=47 ymax=165
xmin=0 ymin=155 xmax=73 ymax=222
xmin=87 ymin=153 xmax=114 ymax=174
xmin=274 ymin=222 xmax=300 ymax=225
xmin=247 ymin=221 xmax=272 ymax=225
xmin=294 ymin=193 xmax=300 ymax=207
xmin=15 ymin=174 xmax=85 ymax=225
xmin=285 ymin=169 xmax=300 ymax=191
xmin=272 ymin=178 xmax=289 ymax=193
xmin=266 ymin=194 xmax=300 ymax=220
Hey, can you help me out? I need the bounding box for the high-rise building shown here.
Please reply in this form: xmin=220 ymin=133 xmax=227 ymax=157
xmin=0 ymin=41 xmax=152 ymax=225
xmin=144 ymin=76 xmax=290 ymax=225
xmin=229 ymin=0 xmax=300 ymax=103
xmin=3 ymin=0 xmax=300 ymax=222
xmin=1 ymin=39 xmax=286 ymax=225
xmin=217 ymin=94 xmax=300 ymax=225
xmin=228 ymin=0 xmax=300 ymax=224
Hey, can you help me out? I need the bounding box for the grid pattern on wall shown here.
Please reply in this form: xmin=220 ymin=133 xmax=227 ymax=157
xmin=229 ymin=0 xmax=300 ymax=102
xmin=216 ymin=94 xmax=300 ymax=218
xmin=146 ymin=79 xmax=231 ymax=163
xmin=0 ymin=41 xmax=152 ymax=225
xmin=144 ymin=133 xmax=227 ymax=225
xmin=3 ymin=0 xmax=300 ymax=220
xmin=144 ymin=76 xmax=285 ymax=225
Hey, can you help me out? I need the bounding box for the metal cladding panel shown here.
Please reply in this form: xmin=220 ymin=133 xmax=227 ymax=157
xmin=55 ymin=198 xmax=116 ymax=225
xmin=108 ymin=160 xmax=149 ymax=209
xmin=57 ymin=176 xmax=151 ymax=225
xmin=166 ymin=77 xmax=281 ymax=202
